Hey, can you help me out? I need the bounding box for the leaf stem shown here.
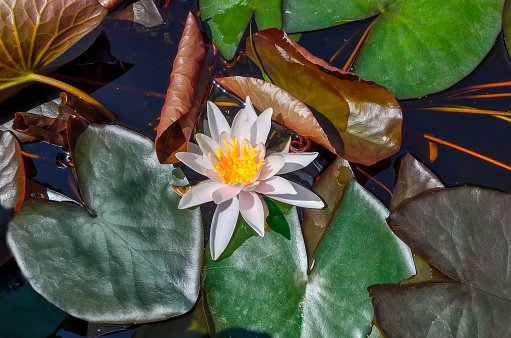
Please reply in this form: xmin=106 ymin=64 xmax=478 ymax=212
xmin=29 ymin=73 xmax=117 ymax=122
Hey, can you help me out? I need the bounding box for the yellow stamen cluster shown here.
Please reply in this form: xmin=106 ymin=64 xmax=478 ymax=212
xmin=214 ymin=138 xmax=264 ymax=185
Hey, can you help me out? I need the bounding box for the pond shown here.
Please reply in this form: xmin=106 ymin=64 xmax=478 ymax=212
xmin=1 ymin=0 xmax=510 ymax=336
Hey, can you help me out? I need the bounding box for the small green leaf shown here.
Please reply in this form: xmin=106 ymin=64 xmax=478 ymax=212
xmin=199 ymin=0 xmax=281 ymax=60
xmin=7 ymin=123 xmax=203 ymax=323
xmin=202 ymin=181 xmax=414 ymax=336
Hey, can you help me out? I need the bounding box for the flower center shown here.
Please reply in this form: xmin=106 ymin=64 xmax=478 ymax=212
xmin=214 ymin=138 xmax=264 ymax=185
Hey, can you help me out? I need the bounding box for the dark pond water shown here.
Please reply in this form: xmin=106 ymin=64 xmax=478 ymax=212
xmin=1 ymin=0 xmax=511 ymax=336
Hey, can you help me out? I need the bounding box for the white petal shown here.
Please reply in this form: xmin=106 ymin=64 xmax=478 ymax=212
xmin=175 ymin=152 xmax=213 ymax=176
xmin=212 ymin=185 xmax=242 ymax=204
xmin=242 ymin=181 xmax=260 ymax=191
xmin=254 ymin=143 xmax=266 ymax=163
xmin=250 ymin=107 xmax=273 ymax=146
xmin=239 ymin=191 xmax=265 ymax=237
xmin=210 ymin=197 xmax=240 ymax=260
xmin=277 ymin=152 xmax=318 ymax=175
xmin=207 ymin=101 xmax=231 ymax=143
xmin=186 ymin=142 xmax=202 ymax=155
xmin=196 ymin=133 xmax=219 ymax=158
xmin=258 ymin=154 xmax=285 ymax=181
xmin=244 ymin=96 xmax=258 ymax=126
xmin=263 ymin=180 xmax=324 ymax=209
xmin=203 ymin=168 xmax=223 ymax=182
xmin=230 ymin=109 xmax=251 ymax=144
xmin=254 ymin=176 xmax=297 ymax=195
xmin=178 ymin=180 xmax=224 ymax=209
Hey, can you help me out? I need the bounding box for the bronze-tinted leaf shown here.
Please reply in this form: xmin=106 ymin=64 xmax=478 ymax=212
xmin=0 ymin=0 xmax=107 ymax=95
xmin=155 ymin=10 xmax=213 ymax=164
xmin=214 ymin=76 xmax=337 ymax=154
xmin=246 ymin=28 xmax=402 ymax=165
xmin=12 ymin=112 xmax=68 ymax=149
xmin=60 ymin=92 xmax=113 ymax=123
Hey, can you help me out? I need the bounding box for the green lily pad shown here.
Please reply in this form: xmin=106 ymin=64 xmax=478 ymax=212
xmin=7 ymin=122 xmax=203 ymax=323
xmin=282 ymin=0 xmax=504 ymax=99
xmin=371 ymin=186 xmax=511 ymax=336
xmin=202 ymin=180 xmax=414 ymax=336
xmin=0 ymin=260 xmax=68 ymax=338
xmin=0 ymin=0 xmax=107 ymax=99
xmin=199 ymin=0 xmax=281 ymax=60
xmin=282 ymin=0 xmax=392 ymax=33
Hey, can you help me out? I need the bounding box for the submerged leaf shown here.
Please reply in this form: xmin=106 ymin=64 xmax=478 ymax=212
xmin=155 ymin=10 xmax=216 ymax=164
xmin=199 ymin=0 xmax=281 ymax=60
xmin=0 ymin=0 xmax=107 ymax=97
xmin=202 ymin=181 xmax=413 ymax=336
xmin=7 ymin=122 xmax=203 ymax=323
xmin=246 ymin=28 xmax=402 ymax=165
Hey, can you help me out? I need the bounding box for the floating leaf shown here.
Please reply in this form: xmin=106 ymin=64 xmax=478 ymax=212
xmin=370 ymin=283 xmax=511 ymax=337
xmin=7 ymin=121 xmax=203 ymax=323
xmin=202 ymin=181 xmax=414 ymax=336
xmin=199 ymin=0 xmax=281 ymax=60
xmin=389 ymin=152 xmax=444 ymax=212
xmin=302 ymin=157 xmax=353 ymax=261
xmin=0 ymin=0 xmax=107 ymax=97
xmin=282 ymin=0 xmax=390 ymax=33
xmin=0 ymin=131 xmax=25 ymax=212
xmin=246 ymin=28 xmax=402 ymax=165
xmin=214 ymin=76 xmax=337 ymax=154
xmin=282 ymin=0 xmax=503 ymax=99
xmin=155 ymin=10 xmax=216 ymax=165
xmin=0 ymin=260 xmax=68 ymax=338
xmin=371 ymin=186 xmax=511 ymax=336
xmin=12 ymin=112 xmax=68 ymax=149
xmin=60 ymin=92 xmax=113 ymax=123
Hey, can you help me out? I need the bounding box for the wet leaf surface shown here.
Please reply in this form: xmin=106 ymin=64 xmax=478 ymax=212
xmin=199 ymin=0 xmax=281 ymax=60
xmin=202 ymin=181 xmax=414 ymax=336
xmin=246 ymin=28 xmax=402 ymax=165
xmin=7 ymin=122 xmax=203 ymax=323
xmin=0 ymin=0 xmax=107 ymax=96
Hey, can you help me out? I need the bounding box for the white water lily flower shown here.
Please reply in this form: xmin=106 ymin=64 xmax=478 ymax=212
xmin=176 ymin=97 xmax=324 ymax=260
